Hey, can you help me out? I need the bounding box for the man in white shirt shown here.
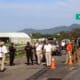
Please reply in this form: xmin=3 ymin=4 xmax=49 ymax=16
xmin=0 ymin=41 xmax=8 ymax=72
xmin=44 ymin=41 xmax=52 ymax=67
xmin=61 ymin=41 xmax=66 ymax=50
xmin=36 ymin=41 xmax=43 ymax=64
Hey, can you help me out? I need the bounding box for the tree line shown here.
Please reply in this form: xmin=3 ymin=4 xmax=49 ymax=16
xmin=31 ymin=28 xmax=80 ymax=40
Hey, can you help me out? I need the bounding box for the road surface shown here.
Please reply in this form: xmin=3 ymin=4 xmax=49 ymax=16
xmin=0 ymin=55 xmax=80 ymax=80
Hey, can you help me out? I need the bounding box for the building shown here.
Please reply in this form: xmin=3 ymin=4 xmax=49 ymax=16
xmin=0 ymin=32 xmax=31 ymax=44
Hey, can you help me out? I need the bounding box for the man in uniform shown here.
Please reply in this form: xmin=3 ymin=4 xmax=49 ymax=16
xmin=9 ymin=43 xmax=16 ymax=66
xmin=25 ymin=42 xmax=33 ymax=65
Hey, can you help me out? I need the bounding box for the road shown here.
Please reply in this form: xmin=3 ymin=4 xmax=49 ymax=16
xmin=0 ymin=55 xmax=80 ymax=80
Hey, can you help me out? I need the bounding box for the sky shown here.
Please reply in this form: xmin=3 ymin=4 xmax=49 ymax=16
xmin=0 ymin=0 xmax=80 ymax=32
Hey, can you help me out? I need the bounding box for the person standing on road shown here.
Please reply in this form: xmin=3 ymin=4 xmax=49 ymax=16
xmin=72 ymin=40 xmax=79 ymax=63
xmin=41 ymin=40 xmax=46 ymax=64
xmin=0 ymin=41 xmax=8 ymax=72
xmin=77 ymin=38 xmax=80 ymax=48
xmin=36 ymin=41 xmax=43 ymax=65
xmin=44 ymin=40 xmax=52 ymax=67
xmin=25 ymin=42 xmax=33 ymax=65
xmin=9 ymin=43 xmax=16 ymax=66
xmin=65 ymin=40 xmax=72 ymax=64
xmin=61 ymin=41 xmax=66 ymax=50
xmin=34 ymin=40 xmax=39 ymax=64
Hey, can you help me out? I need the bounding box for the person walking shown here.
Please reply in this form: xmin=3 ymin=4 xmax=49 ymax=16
xmin=25 ymin=42 xmax=33 ymax=65
xmin=0 ymin=41 xmax=8 ymax=72
xmin=9 ymin=43 xmax=16 ymax=66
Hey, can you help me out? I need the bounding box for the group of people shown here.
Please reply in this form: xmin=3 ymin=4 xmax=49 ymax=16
xmin=0 ymin=38 xmax=80 ymax=72
xmin=25 ymin=39 xmax=80 ymax=66
xmin=0 ymin=41 xmax=16 ymax=72
xmin=65 ymin=39 xmax=80 ymax=64
xmin=25 ymin=40 xmax=53 ymax=67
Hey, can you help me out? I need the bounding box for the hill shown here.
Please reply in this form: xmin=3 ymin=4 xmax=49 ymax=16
xmin=19 ymin=24 xmax=80 ymax=34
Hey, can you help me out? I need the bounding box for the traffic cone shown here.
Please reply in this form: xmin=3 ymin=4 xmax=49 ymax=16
xmin=68 ymin=56 xmax=73 ymax=65
xmin=50 ymin=57 xmax=56 ymax=70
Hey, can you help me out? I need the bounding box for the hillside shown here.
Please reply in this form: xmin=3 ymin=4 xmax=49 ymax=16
xmin=19 ymin=24 xmax=80 ymax=34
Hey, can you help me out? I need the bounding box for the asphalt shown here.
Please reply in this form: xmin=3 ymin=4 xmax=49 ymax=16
xmin=0 ymin=55 xmax=80 ymax=80
xmin=63 ymin=66 xmax=80 ymax=80
xmin=0 ymin=56 xmax=44 ymax=80
xmin=26 ymin=56 xmax=80 ymax=80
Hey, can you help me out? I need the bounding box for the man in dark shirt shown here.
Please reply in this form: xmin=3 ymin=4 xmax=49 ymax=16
xmin=9 ymin=43 xmax=16 ymax=66
xmin=25 ymin=42 xmax=33 ymax=65
xmin=77 ymin=38 xmax=80 ymax=48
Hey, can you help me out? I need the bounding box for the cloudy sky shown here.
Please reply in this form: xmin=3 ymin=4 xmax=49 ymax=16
xmin=0 ymin=0 xmax=80 ymax=32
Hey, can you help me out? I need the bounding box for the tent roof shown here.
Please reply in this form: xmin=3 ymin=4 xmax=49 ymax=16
xmin=0 ymin=32 xmax=30 ymax=38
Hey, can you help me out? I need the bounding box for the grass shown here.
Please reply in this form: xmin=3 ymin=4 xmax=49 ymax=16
xmin=6 ymin=51 xmax=26 ymax=61
xmin=6 ymin=43 xmax=26 ymax=60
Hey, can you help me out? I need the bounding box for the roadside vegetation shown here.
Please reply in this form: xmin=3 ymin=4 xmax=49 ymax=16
xmin=32 ymin=28 xmax=80 ymax=41
xmin=6 ymin=28 xmax=80 ymax=61
xmin=6 ymin=44 xmax=26 ymax=61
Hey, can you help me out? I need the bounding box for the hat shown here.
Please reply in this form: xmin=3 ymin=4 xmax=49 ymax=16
xmin=0 ymin=41 xmax=4 ymax=45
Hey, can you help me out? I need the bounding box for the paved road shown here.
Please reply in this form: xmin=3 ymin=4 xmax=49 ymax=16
xmin=0 ymin=56 xmax=44 ymax=80
xmin=26 ymin=55 xmax=80 ymax=80
xmin=63 ymin=67 xmax=80 ymax=80
xmin=0 ymin=55 xmax=80 ymax=80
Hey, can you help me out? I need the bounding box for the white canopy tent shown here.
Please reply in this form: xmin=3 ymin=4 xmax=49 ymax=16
xmin=0 ymin=32 xmax=31 ymax=44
